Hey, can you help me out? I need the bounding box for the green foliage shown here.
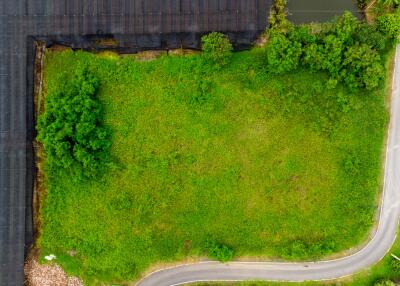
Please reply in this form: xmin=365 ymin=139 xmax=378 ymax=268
xmin=334 ymin=11 xmax=359 ymax=44
xmin=207 ymin=241 xmax=235 ymax=262
xmin=390 ymin=256 xmax=400 ymax=273
xmin=377 ymin=0 xmax=400 ymax=7
xmin=377 ymin=10 xmax=400 ymax=40
xmin=343 ymin=152 xmax=362 ymax=176
xmin=342 ymin=44 xmax=385 ymax=90
xmin=37 ymin=65 xmax=111 ymax=180
xmin=374 ymin=280 xmax=396 ymax=286
xmin=282 ymin=239 xmax=336 ymax=258
xmin=201 ymin=32 xmax=233 ymax=68
xmin=267 ymin=12 xmax=389 ymax=90
xmin=357 ymin=0 xmax=369 ymax=9
xmin=266 ymin=30 xmax=302 ymax=74
xmin=355 ymin=24 xmax=388 ymax=51
xmin=268 ymin=0 xmax=290 ymax=30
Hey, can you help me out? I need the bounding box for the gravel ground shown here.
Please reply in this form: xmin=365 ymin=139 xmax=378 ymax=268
xmin=25 ymin=259 xmax=83 ymax=286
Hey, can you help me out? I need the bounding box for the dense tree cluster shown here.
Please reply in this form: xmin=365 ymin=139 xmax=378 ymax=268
xmin=266 ymin=11 xmax=399 ymax=90
xmin=37 ymin=65 xmax=111 ymax=180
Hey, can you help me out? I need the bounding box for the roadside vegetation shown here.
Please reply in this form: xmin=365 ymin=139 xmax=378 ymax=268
xmin=36 ymin=5 xmax=399 ymax=285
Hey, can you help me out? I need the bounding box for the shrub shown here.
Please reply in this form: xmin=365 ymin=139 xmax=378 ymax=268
xmin=374 ymin=280 xmax=396 ymax=286
xmin=343 ymin=152 xmax=362 ymax=176
xmin=303 ymin=43 xmax=325 ymax=70
xmin=265 ymin=12 xmax=387 ymax=90
xmin=320 ymin=34 xmax=345 ymax=77
xmin=207 ymin=241 xmax=234 ymax=262
xmin=266 ymin=31 xmax=302 ymax=74
xmin=335 ymin=11 xmax=359 ymax=44
xmin=201 ymin=32 xmax=233 ymax=68
xmin=377 ymin=0 xmax=400 ymax=8
xmin=269 ymin=0 xmax=290 ymax=30
xmin=37 ymin=65 xmax=111 ymax=180
xmin=391 ymin=257 xmax=400 ymax=273
xmin=342 ymin=44 xmax=385 ymax=90
xmin=377 ymin=10 xmax=400 ymax=40
xmin=355 ymin=24 xmax=388 ymax=51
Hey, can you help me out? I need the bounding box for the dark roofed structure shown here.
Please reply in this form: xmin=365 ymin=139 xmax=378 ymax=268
xmin=0 ymin=1 xmax=272 ymax=285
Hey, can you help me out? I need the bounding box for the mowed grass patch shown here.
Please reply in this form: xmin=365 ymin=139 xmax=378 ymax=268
xmin=38 ymin=49 xmax=388 ymax=284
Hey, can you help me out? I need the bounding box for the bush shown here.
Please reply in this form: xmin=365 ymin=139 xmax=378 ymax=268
xmin=265 ymin=12 xmax=388 ymax=90
xmin=37 ymin=65 xmax=111 ymax=180
xmin=391 ymin=257 xmax=400 ymax=273
xmin=377 ymin=10 xmax=400 ymax=40
xmin=355 ymin=24 xmax=388 ymax=51
xmin=374 ymin=280 xmax=396 ymax=286
xmin=266 ymin=31 xmax=302 ymax=74
xmin=320 ymin=34 xmax=345 ymax=77
xmin=377 ymin=0 xmax=400 ymax=8
xmin=201 ymin=32 xmax=233 ymax=68
xmin=342 ymin=44 xmax=385 ymax=90
xmin=207 ymin=241 xmax=234 ymax=262
xmin=269 ymin=0 xmax=290 ymax=30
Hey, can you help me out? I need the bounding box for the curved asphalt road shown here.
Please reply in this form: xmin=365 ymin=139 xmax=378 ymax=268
xmin=137 ymin=45 xmax=400 ymax=286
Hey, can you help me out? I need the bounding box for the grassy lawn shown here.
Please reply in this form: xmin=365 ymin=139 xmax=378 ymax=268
xmin=38 ymin=47 xmax=388 ymax=284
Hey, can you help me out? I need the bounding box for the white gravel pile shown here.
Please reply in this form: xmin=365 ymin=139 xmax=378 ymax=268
xmin=25 ymin=259 xmax=83 ymax=286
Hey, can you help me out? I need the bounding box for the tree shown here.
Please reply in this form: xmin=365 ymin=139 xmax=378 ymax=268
xmin=201 ymin=32 xmax=233 ymax=68
xmin=37 ymin=65 xmax=111 ymax=180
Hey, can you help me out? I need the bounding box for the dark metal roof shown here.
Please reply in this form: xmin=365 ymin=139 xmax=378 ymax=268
xmin=0 ymin=1 xmax=272 ymax=285
xmin=287 ymin=0 xmax=361 ymax=23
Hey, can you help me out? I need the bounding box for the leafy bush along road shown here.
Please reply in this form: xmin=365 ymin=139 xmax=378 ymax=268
xmin=38 ymin=13 xmax=395 ymax=284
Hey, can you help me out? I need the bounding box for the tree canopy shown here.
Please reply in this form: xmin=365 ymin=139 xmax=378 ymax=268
xmin=37 ymin=65 xmax=111 ymax=180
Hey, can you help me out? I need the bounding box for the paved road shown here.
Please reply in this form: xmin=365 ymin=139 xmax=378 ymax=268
xmin=137 ymin=45 xmax=400 ymax=286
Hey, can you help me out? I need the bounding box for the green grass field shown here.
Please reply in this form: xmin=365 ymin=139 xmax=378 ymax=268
xmin=38 ymin=48 xmax=388 ymax=284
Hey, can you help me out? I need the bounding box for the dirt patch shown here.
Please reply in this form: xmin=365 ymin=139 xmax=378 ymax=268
xmin=32 ymin=42 xmax=46 ymax=243
xmin=168 ymin=48 xmax=200 ymax=56
xmin=254 ymin=32 xmax=268 ymax=47
xmin=365 ymin=0 xmax=377 ymax=22
xmin=47 ymin=44 xmax=72 ymax=52
xmin=134 ymin=50 xmax=167 ymax=61
xmin=93 ymin=38 xmax=119 ymax=47
xmin=25 ymin=254 xmax=83 ymax=286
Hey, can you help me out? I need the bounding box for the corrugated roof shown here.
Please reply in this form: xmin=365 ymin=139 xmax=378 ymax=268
xmin=0 ymin=1 xmax=272 ymax=285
